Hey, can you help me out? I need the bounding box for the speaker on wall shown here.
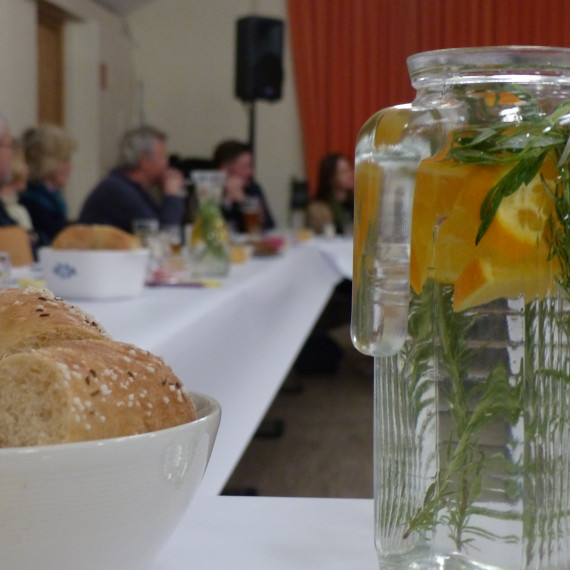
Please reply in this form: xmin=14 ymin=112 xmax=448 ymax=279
xmin=235 ymin=16 xmax=284 ymax=102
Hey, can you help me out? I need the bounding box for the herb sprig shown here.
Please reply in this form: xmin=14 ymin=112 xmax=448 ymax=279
xmin=401 ymin=88 xmax=570 ymax=552
xmin=194 ymin=200 xmax=229 ymax=261
xmin=449 ymin=98 xmax=570 ymax=244
xmin=404 ymin=285 xmax=522 ymax=548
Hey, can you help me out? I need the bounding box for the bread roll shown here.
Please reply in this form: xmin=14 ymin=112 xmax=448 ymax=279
xmin=0 ymin=288 xmax=108 ymax=358
xmin=0 ymin=339 xmax=196 ymax=447
xmin=52 ymin=224 xmax=142 ymax=250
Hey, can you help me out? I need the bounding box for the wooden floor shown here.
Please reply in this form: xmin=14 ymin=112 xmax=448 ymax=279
xmin=223 ymin=325 xmax=374 ymax=499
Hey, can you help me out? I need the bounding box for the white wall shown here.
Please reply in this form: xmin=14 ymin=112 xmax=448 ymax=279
xmin=0 ymin=0 xmax=38 ymax=133
xmin=126 ymin=0 xmax=305 ymax=228
xmin=54 ymin=0 xmax=139 ymax=216
xmin=0 ymin=0 xmax=137 ymax=218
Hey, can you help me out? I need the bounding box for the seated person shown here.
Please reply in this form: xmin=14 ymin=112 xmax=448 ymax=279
xmin=306 ymin=152 xmax=354 ymax=235
xmin=296 ymin=153 xmax=354 ymax=376
xmin=0 ymin=141 xmax=34 ymax=233
xmin=20 ymin=124 xmax=75 ymax=245
xmin=79 ymin=125 xmax=184 ymax=233
xmin=212 ymin=140 xmax=275 ymax=233
xmin=0 ymin=114 xmax=16 ymax=227
xmin=0 ymin=201 xmax=15 ymax=227
xmin=0 ymin=140 xmax=38 ymax=254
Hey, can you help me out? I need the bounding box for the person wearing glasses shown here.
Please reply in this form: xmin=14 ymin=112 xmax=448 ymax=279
xmin=0 ymin=114 xmax=18 ymax=227
xmin=0 ymin=140 xmax=35 ymax=235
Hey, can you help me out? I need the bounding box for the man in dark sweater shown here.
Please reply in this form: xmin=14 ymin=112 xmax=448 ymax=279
xmin=79 ymin=125 xmax=184 ymax=233
xmin=212 ymin=140 xmax=275 ymax=233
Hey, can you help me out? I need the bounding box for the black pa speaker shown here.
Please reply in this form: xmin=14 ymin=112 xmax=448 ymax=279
xmin=235 ymin=16 xmax=284 ymax=102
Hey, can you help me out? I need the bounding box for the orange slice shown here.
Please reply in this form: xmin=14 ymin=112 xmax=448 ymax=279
xmin=353 ymin=161 xmax=382 ymax=287
xmin=431 ymin=163 xmax=511 ymax=284
xmin=374 ymin=106 xmax=411 ymax=146
xmin=453 ymin=256 xmax=558 ymax=312
xmin=447 ymin=155 xmax=559 ymax=311
xmin=481 ymin=161 xmax=557 ymax=261
xmin=411 ymin=140 xmax=559 ymax=311
xmin=410 ymin=154 xmax=486 ymax=293
xmin=482 ymin=91 xmax=522 ymax=107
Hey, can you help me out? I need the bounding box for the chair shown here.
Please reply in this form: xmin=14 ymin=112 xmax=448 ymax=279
xmin=290 ymin=178 xmax=309 ymax=230
xmin=290 ymin=178 xmax=309 ymax=210
xmin=0 ymin=226 xmax=34 ymax=266
xmin=169 ymin=155 xmax=214 ymax=179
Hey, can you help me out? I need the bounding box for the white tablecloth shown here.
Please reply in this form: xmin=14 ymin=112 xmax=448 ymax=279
xmin=76 ymin=242 xmax=347 ymax=495
xmin=151 ymin=496 xmax=377 ymax=570
xmin=313 ymin=236 xmax=353 ymax=280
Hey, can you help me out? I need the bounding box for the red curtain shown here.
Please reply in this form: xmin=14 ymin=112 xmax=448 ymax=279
xmin=288 ymin=0 xmax=570 ymax=194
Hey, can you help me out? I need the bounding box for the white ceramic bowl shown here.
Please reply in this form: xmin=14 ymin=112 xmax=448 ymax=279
xmin=38 ymin=247 xmax=150 ymax=300
xmin=0 ymin=391 xmax=220 ymax=570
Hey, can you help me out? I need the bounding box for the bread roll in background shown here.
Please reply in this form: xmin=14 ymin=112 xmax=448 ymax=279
xmin=0 ymin=339 xmax=196 ymax=447
xmin=52 ymin=224 xmax=141 ymax=250
xmin=0 ymin=288 xmax=108 ymax=358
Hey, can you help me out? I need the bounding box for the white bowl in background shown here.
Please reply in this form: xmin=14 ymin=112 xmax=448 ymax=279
xmin=0 ymin=391 xmax=220 ymax=570
xmin=38 ymin=247 xmax=150 ymax=300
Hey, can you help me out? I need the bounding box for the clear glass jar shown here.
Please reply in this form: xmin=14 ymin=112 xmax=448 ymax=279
xmin=352 ymin=47 xmax=570 ymax=569
xmin=189 ymin=171 xmax=230 ymax=277
xmin=190 ymin=198 xmax=230 ymax=277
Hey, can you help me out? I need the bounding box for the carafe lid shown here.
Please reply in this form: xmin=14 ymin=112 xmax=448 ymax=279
xmin=408 ymin=46 xmax=570 ymax=88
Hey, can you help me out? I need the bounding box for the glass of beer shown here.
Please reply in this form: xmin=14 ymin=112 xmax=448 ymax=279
xmin=242 ymin=196 xmax=262 ymax=235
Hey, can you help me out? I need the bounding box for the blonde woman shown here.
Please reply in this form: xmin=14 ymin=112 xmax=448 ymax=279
xmin=20 ymin=124 xmax=76 ymax=245
xmin=0 ymin=141 xmax=33 ymax=233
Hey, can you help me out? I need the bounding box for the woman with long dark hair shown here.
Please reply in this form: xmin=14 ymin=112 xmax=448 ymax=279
xmin=306 ymin=152 xmax=354 ymax=235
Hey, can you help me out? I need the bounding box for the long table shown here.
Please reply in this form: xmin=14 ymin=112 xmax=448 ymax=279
xmin=151 ymin=496 xmax=377 ymax=569
xmin=76 ymin=239 xmax=349 ymax=495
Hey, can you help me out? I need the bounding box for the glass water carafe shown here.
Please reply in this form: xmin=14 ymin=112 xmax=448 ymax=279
xmin=351 ymin=47 xmax=570 ymax=569
xmin=189 ymin=170 xmax=230 ymax=277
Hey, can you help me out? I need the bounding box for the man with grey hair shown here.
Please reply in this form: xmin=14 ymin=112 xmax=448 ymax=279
xmin=78 ymin=125 xmax=184 ymax=233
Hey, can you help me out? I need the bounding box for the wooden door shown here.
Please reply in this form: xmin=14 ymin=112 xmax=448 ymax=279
xmin=37 ymin=1 xmax=66 ymax=125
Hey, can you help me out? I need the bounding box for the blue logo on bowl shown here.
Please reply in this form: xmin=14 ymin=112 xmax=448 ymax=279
xmin=53 ymin=262 xmax=77 ymax=279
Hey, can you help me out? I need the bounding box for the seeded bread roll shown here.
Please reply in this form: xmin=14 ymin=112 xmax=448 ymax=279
xmin=0 ymin=339 xmax=196 ymax=447
xmin=52 ymin=224 xmax=141 ymax=250
xmin=0 ymin=288 xmax=108 ymax=358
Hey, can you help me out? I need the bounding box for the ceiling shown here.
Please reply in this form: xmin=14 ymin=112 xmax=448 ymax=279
xmin=90 ymin=0 xmax=156 ymax=15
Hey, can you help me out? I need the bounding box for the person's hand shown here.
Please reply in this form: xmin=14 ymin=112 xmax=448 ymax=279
xmin=224 ymin=174 xmax=246 ymax=204
xmin=162 ymin=168 xmax=185 ymax=197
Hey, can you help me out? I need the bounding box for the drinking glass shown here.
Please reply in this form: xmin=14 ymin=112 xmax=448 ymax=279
xmin=190 ymin=170 xmax=226 ymax=204
xmin=132 ymin=218 xmax=161 ymax=279
xmin=132 ymin=218 xmax=159 ymax=248
xmin=0 ymin=252 xmax=11 ymax=288
xmin=242 ymin=196 xmax=262 ymax=235
xmin=160 ymin=224 xmax=183 ymax=255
